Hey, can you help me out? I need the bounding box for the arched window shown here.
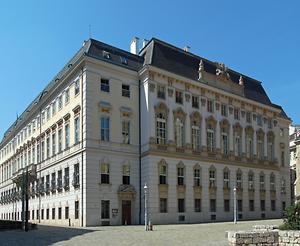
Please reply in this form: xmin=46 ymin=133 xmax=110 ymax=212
xmin=223 ymin=167 xmax=230 ymax=189
xmin=175 ymin=118 xmax=184 ymax=148
xmin=156 ymin=113 xmax=167 ymax=145
xmin=267 ymin=132 xmax=275 ymax=162
xmin=257 ymin=129 xmax=264 ymax=160
xmin=234 ymin=124 xmax=242 ymax=157
xmin=191 ymin=120 xmax=201 ymax=151
xmin=245 ymin=127 xmax=254 ymax=158
xmin=207 ymin=123 xmax=215 ymax=152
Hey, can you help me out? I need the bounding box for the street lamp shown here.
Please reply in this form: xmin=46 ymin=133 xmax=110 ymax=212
xmin=144 ymin=183 xmax=148 ymax=231
xmin=233 ymin=186 xmax=237 ymax=224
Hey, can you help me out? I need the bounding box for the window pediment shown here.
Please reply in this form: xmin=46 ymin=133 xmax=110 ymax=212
xmin=154 ymin=102 xmax=168 ymax=115
xmin=205 ymin=115 xmax=217 ymax=126
xmin=173 ymin=107 xmax=186 ymax=119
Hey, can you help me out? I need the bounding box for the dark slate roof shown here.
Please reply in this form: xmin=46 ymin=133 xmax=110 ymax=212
xmin=140 ymin=38 xmax=289 ymax=119
xmin=86 ymin=39 xmax=144 ymax=71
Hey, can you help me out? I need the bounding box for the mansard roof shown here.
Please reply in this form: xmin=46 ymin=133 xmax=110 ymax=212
xmin=140 ymin=38 xmax=288 ymax=118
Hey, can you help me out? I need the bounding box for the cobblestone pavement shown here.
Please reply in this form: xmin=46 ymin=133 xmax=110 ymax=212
xmin=0 ymin=219 xmax=282 ymax=246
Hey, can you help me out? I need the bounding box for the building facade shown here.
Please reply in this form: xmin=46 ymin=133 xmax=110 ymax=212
xmin=0 ymin=37 xmax=291 ymax=226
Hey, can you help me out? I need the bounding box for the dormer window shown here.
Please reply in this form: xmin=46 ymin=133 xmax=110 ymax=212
xmin=120 ymin=56 xmax=128 ymax=65
xmin=103 ymin=51 xmax=111 ymax=59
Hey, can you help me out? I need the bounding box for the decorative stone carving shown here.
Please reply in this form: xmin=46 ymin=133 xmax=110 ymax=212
xmin=173 ymin=107 xmax=186 ymax=119
xmin=239 ymin=75 xmax=244 ymax=86
xmin=185 ymin=93 xmax=190 ymax=102
xmin=167 ymin=88 xmax=174 ymax=97
xmin=215 ymin=62 xmax=230 ymax=80
xmin=229 ymin=106 xmax=233 ymax=114
xmin=201 ymin=98 xmax=206 ymax=107
xmin=198 ymin=59 xmax=204 ymax=80
xmin=149 ymin=71 xmax=154 ymax=80
xmin=167 ymin=77 xmax=173 ymax=86
xmin=190 ymin=111 xmax=201 ymax=125
xmin=154 ymin=102 xmax=169 ymax=115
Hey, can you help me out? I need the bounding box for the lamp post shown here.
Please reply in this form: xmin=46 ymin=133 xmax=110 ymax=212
xmin=233 ymin=185 xmax=237 ymax=224
xmin=144 ymin=183 xmax=148 ymax=231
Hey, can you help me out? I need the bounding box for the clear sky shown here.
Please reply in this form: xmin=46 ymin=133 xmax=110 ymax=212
xmin=0 ymin=0 xmax=299 ymax=139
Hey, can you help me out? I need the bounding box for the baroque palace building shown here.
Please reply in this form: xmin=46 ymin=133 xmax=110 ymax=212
xmin=0 ymin=37 xmax=291 ymax=226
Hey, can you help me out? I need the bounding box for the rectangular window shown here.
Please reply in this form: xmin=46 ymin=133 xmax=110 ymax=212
xmin=210 ymin=199 xmax=216 ymax=212
xmin=249 ymin=200 xmax=255 ymax=211
xmin=221 ymin=104 xmax=227 ymax=117
xmin=65 ymin=124 xmax=70 ymax=149
xmin=191 ymin=125 xmax=200 ymax=151
xmin=257 ymin=114 xmax=262 ymax=126
xmin=177 ymin=167 xmax=184 ymax=186
xmin=175 ymin=91 xmax=183 ymax=104
xmin=75 ymin=201 xmax=79 ymax=219
xmin=101 ymin=117 xmax=110 ymax=141
xmin=37 ymin=143 xmax=40 ymax=163
xmin=207 ymin=99 xmax=214 ymax=113
xmin=41 ymin=209 xmax=44 ymax=220
xmin=194 ymin=169 xmax=201 ymax=187
xmin=209 ymin=170 xmax=216 ymax=187
xmin=238 ymin=200 xmax=243 ymax=212
xmin=160 ymin=198 xmax=167 ymax=213
xmin=58 ymin=207 xmax=62 ymax=219
xmin=101 ymin=163 xmax=109 ymax=184
xmin=46 ymin=136 xmax=50 ymax=159
xmin=73 ymin=164 xmax=80 ymax=188
xmin=157 ymin=85 xmax=166 ymax=99
xmin=271 ymin=200 xmax=276 ymax=211
xmin=122 ymin=121 xmax=130 ymax=144
xmin=178 ymin=199 xmax=185 ymax=213
xmin=156 ymin=116 xmax=166 ymax=145
xmin=159 ymin=165 xmax=167 ymax=184
xmin=46 ymin=209 xmax=49 ymax=220
xmin=122 ymin=165 xmax=130 ymax=185
xmin=281 ymin=151 xmax=285 ymax=166
xmin=52 ymin=101 xmax=56 ymax=116
xmin=260 ymin=200 xmax=265 ymax=211
xmin=57 ymin=170 xmax=62 ymax=191
xmin=41 ymin=141 xmax=45 ymax=161
xmin=52 ymin=208 xmax=55 ymax=220
xmin=122 ymin=84 xmax=130 ymax=98
xmin=246 ymin=112 xmax=251 ymax=123
xmin=52 ymin=132 xmax=56 ymax=156
xmin=58 ymin=128 xmax=63 ymax=152
xmin=64 ymin=167 xmax=69 ymax=190
xmin=207 ymin=129 xmax=214 ymax=152
xmin=234 ymin=108 xmax=240 ymax=120
xmin=195 ymin=199 xmax=201 ymax=212
xmin=74 ymin=79 xmax=80 ymax=96
xmin=101 ymin=79 xmax=110 ymax=92
xmin=58 ymin=96 xmax=63 ymax=110
xmin=224 ymin=199 xmax=230 ymax=212
xmin=192 ymin=96 xmax=199 ymax=108
xmin=65 ymin=89 xmax=70 ymax=105
xmin=46 ymin=107 xmax=51 ymax=121
xmin=74 ymin=117 xmax=80 ymax=144
xmin=65 ymin=207 xmax=69 ymax=219
xmin=101 ymin=200 xmax=110 ymax=219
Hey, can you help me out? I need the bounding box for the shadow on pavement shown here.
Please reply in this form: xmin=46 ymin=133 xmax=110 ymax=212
xmin=0 ymin=225 xmax=96 ymax=246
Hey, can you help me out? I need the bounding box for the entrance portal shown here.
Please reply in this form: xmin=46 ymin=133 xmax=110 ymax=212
xmin=122 ymin=200 xmax=131 ymax=225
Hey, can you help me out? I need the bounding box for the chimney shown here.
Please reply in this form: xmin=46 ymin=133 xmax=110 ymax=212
xmin=183 ymin=46 xmax=190 ymax=52
xmin=130 ymin=37 xmax=139 ymax=55
xmin=142 ymin=39 xmax=149 ymax=48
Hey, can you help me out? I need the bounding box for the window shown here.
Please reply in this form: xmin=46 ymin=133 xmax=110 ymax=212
xmin=46 ymin=209 xmax=49 ymax=220
xmin=194 ymin=168 xmax=201 ymax=187
xmin=268 ymin=118 xmax=272 ymax=129
xmin=271 ymin=200 xmax=276 ymax=211
xmin=37 ymin=143 xmax=40 ymax=163
xmin=73 ymin=163 xmax=80 ymax=188
xmin=46 ymin=136 xmax=50 ymax=159
xmin=259 ymin=173 xmax=265 ymax=190
xmin=122 ymin=165 xmax=130 ymax=185
xmin=246 ymin=112 xmax=251 ymax=123
xmin=178 ymin=199 xmax=185 ymax=213
xmin=58 ymin=128 xmax=63 ymax=152
xmin=157 ymin=85 xmax=166 ymax=99
xmin=64 ymin=167 xmax=69 ymax=190
xmin=101 ymin=79 xmax=110 ymax=92
xmin=122 ymin=121 xmax=130 ymax=144
xmin=58 ymin=207 xmax=62 ymax=219
xmin=41 ymin=209 xmax=44 ymax=220
xmin=192 ymin=96 xmax=199 ymax=108
xmin=65 ymin=207 xmax=69 ymax=219
xmin=100 ymin=163 xmax=109 ymax=184
xmin=281 ymin=150 xmax=285 ymax=166
xmin=160 ymin=198 xmax=167 ymax=213
xmin=175 ymin=90 xmax=183 ymax=104
xmin=75 ymin=201 xmax=79 ymax=219
xmin=159 ymin=164 xmax=167 ymax=184
xmin=224 ymin=199 xmax=230 ymax=212
xmin=52 ymin=132 xmax=56 ymax=156
xmin=270 ymin=173 xmax=275 ymax=191
xmin=174 ymin=118 xmax=184 ymax=147
xmin=223 ymin=169 xmax=230 ymax=189
xmin=249 ymin=200 xmax=254 ymax=211
xmin=74 ymin=117 xmax=80 ymax=144
xmin=257 ymin=114 xmax=262 ymax=126
xmin=41 ymin=141 xmax=45 ymax=161
xmin=120 ymin=56 xmax=127 ymax=65
xmin=65 ymin=124 xmax=70 ymax=149
xmin=101 ymin=117 xmax=110 ymax=141
xmin=246 ymin=135 xmax=253 ymax=158
xmin=248 ymin=172 xmax=254 ymax=190
xmin=210 ymin=199 xmax=216 ymax=212
xmin=207 ymin=99 xmax=214 ymax=113
xmin=74 ymin=79 xmax=80 ymax=96
xmin=207 ymin=124 xmax=214 ymax=152
xmin=191 ymin=121 xmax=200 ymax=151
xmin=65 ymin=89 xmax=70 ymax=105
xmin=209 ymin=168 xmax=216 ymax=187
xmin=260 ymin=200 xmax=265 ymax=211
xmin=58 ymin=96 xmax=63 ymax=110
xmin=281 ymin=179 xmax=286 ymax=194
xmin=238 ymin=200 xmax=243 ymax=212
xmin=195 ymin=199 xmax=201 ymax=212
xmin=234 ymin=108 xmax=240 ymax=120
xmin=280 ymin=128 xmax=284 ymax=137
xmin=234 ymin=134 xmax=241 ymax=156
xmin=156 ymin=113 xmax=166 ymax=144
xmin=257 ymin=138 xmax=264 ymax=160
xmin=57 ymin=170 xmax=63 ymax=191
xmin=177 ymin=167 xmax=184 ymax=186
xmin=122 ymin=84 xmax=130 ymax=98
xmin=101 ymin=200 xmax=110 ymax=219
xmin=236 ymin=170 xmax=242 ymax=189
xmin=221 ymin=104 xmax=227 ymax=116
xmin=52 ymin=101 xmax=56 ymax=116
xmin=221 ymin=128 xmax=228 ymax=155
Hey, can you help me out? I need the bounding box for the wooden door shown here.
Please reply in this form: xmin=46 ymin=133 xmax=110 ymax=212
xmin=122 ymin=200 xmax=131 ymax=225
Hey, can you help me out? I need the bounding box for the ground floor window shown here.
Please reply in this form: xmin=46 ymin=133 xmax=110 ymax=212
xmin=65 ymin=207 xmax=69 ymax=219
xmin=58 ymin=207 xmax=62 ymax=219
xmin=271 ymin=200 xmax=276 ymax=211
xmin=41 ymin=209 xmax=44 ymax=220
xmin=46 ymin=209 xmax=49 ymax=220
xmin=52 ymin=208 xmax=55 ymax=220
xmin=160 ymin=198 xmax=167 ymax=213
xmin=249 ymin=200 xmax=254 ymax=212
xmin=194 ymin=199 xmax=201 ymax=212
xmin=260 ymin=200 xmax=265 ymax=211
xmin=210 ymin=199 xmax=216 ymax=212
xmin=224 ymin=199 xmax=230 ymax=212
xmin=178 ymin=199 xmax=185 ymax=213
xmin=237 ymin=200 xmax=243 ymax=212
xmin=75 ymin=201 xmax=79 ymax=219
xmin=101 ymin=200 xmax=110 ymax=219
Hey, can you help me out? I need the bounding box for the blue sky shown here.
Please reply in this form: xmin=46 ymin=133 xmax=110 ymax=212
xmin=0 ymin=0 xmax=299 ymax=138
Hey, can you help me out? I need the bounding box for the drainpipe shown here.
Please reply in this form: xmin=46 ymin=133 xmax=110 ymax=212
xmin=138 ymin=79 xmax=142 ymax=225
xmin=81 ymin=67 xmax=84 ymax=227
